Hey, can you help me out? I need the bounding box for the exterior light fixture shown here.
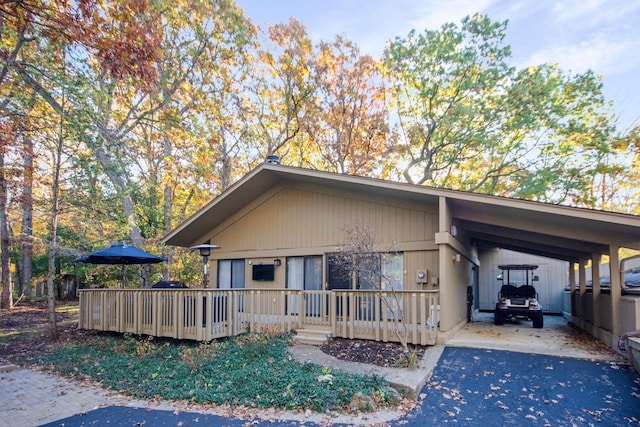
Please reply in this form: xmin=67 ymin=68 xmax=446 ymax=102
xmin=189 ymin=244 xmax=221 ymax=288
xmin=273 ymin=258 xmax=282 ymax=267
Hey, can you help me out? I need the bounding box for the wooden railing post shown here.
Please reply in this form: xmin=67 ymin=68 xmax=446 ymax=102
xmin=78 ymin=291 xmax=85 ymax=329
xmin=228 ymin=290 xmax=236 ymax=336
xmin=348 ymin=292 xmax=354 ymax=339
xmin=376 ymin=293 xmax=382 ymax=342
xmin=78 ymin=288 xmax=440 ymax=345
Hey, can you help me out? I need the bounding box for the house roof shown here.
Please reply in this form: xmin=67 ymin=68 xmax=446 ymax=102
xmin=162 ymin=164 xmax=640 ymax=261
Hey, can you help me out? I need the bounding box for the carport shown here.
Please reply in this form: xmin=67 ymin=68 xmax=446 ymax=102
xmin=442 ymin=193 xmax=640 ymax=352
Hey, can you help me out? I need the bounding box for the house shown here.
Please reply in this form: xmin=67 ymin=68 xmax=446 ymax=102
xmin=76 ymin=162 xmax=640 ymax=353
xmin=158 ymin=162 xmax=640 ymax=350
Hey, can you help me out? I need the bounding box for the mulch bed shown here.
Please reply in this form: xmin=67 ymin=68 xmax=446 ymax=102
xmin=321 ymin=337 xmax=427 ymax=368
xmin=2 ymin=302 xmax=427 ymax=369
xmin=0 ymin=302 xmax=75 ymax=330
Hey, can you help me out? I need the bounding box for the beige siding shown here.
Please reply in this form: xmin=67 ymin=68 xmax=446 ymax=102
xmin=202 ymin=183 xmax=440 ymax=290
xmin=404 ymin=251 xmax=439 ymax=291
xmin=209 ymin=183 xmax=438 ymax=255
xmin=247 ymin=257 xmax=285 ymax=290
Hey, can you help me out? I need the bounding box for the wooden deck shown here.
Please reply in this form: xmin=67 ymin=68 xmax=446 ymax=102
xmin=79 ymin=289 xmax=440 ymax=346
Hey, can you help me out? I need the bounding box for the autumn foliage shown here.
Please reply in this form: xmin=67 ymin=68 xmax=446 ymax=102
xmin=1 ymin=0 xmax=162 ymax=84
xmin=0 ymin=5 xmax=636 ymax=303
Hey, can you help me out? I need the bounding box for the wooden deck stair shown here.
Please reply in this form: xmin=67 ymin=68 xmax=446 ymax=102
xmin=294 ymin=328 xmax=332 ymax=345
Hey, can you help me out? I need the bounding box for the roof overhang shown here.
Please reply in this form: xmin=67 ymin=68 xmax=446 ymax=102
xmin=162 ymin=164 xmax=443 ymax=247
xmin=162 ymin=164 xmax=640 ymax=260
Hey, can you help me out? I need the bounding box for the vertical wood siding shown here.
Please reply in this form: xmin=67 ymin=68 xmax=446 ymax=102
xmin=212 ymin=185 xmax=438 ymax=253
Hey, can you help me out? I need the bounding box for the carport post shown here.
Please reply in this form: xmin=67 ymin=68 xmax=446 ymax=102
xmin=591 ymin=254 xmax=601 ymax=329
xmin=578 ymin=260 xmax=587 ymax=319
xmin=609 ymin=246 xmax=621 ymax=341
xmin=569 ymin=262 xmax=577 ymax=315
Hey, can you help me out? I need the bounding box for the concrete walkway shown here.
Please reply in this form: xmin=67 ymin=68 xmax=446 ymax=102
xmin=0 ymin=364 xmax=130 ymax=427
xmin=448 ymin=312 xmax=626 ymax=361
xmin=1 ymin=314 xmax=636 ymax=426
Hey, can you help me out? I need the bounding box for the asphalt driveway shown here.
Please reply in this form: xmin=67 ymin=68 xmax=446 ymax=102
xmin=402 ymin=346 xmax=640 ymax=426
xmin=41 ymin=345 xmax=640 ymax=426
xmin=22 ymin=314 xmax=640 ymax=426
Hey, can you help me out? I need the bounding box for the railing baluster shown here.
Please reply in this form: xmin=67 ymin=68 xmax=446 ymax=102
xmin=78 ymin=289 xmax=440 ymax=345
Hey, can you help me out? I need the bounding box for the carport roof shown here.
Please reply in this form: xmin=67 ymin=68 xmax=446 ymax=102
xmin=162 ymin=164 xmax=640 ymax=261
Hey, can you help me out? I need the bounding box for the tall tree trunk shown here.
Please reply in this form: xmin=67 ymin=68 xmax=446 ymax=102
xmin=0 ymin=148 xmax=12 ymax=311
xmin=21 ymin=135 xmax=34 ymax=297
xmin=91 ymin=146 xmax=149 ymax=286
xmin=45 ymin=93 xmax=67 ymax=341
xmin=46 ymin=156 xmax=61 ymax=339
xmin=162 ymin=135 xmax=172 ymax=281
xmin=46 ymin=235 xmax=58 ymax=339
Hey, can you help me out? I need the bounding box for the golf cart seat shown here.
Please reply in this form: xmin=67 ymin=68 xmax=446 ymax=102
xmin=499 ymin=284 xmax=517 ymax=298
xmin=516 ymin=285 xmax=536 ymax=298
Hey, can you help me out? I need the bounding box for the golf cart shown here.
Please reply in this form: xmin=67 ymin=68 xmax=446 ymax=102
xmin=494 ymin=264 xmax=543 ymax=328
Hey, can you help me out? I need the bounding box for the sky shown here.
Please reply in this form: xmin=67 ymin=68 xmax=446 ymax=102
xmin=235 ymin=0 xmax=640 ymax=131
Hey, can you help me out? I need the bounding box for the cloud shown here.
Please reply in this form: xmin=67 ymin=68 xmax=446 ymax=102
xmin=551 ymin=0 xmax=640 ymax=29
xmin=408 ymin=0 xmax=498 ymax=31
xmin=524 ymin=35 xmax=638 ymax=76
xmin=400 ymin=0 xmax=640 ymax=79
xmin=519 ymin=0 xmax=640 ymax=76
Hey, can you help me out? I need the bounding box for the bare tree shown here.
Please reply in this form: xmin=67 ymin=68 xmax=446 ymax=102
xmin=329 ymin=223 xmax=411 ymax=354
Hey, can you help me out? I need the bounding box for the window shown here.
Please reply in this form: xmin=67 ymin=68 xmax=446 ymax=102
xmin=381 ymin=253 xmax=404 ymax=292
xmin=218 ymin=259 xmax=245 ymax=289
xmin=287 ymin=256 xmax=322 ymax=291
xmin=287 ymin=256 xmax=323 ymax=316
xmin=326 ymin=253 xmax=351 ymax=290
xmin=327 ymin=252 xmax=404 ymax=291
xmin=327 ymin=252 xmax=404 ymax=320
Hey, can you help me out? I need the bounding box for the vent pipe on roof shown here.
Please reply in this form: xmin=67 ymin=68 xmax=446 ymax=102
xmin=265 ymin=155 xmax=280 ymax=165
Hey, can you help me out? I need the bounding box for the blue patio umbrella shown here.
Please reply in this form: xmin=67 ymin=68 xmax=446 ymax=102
xmin=74 ymin=244 xmax=166 ymax=265
xmin=74 ymin=244 xmax=166 ymax=287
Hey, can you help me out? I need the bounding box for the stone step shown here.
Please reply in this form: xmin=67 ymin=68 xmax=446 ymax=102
xmin=0 ymin=364 xmax=18 ymax=373
xmin=295 ymin=328 xmax=332 ymax=346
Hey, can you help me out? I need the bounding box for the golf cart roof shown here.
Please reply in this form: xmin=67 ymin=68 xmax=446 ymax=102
xmin=498 ymin=264 xmax=539 ymax=271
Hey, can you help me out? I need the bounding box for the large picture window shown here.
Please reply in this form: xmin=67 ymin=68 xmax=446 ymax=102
xmin=327 ymin=252 xmax=404 ymax=320
xmin=327 ymin=252 xmax=403 ymax=291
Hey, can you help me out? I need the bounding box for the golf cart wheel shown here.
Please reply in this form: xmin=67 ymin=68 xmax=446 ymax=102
xmin=533 ymin=314 xmax=543 ymax=329
xmin=494 ymin=311 xmax=504 ymax=325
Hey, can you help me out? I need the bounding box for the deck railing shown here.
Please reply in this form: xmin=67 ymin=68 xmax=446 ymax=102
xmin=79 ymin=289 xmax=440 ymax=345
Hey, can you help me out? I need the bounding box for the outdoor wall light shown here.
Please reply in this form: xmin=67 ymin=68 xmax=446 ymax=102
xmin=273 ymin=258 xmax=282 ymax=267
xmin=189 ymin=244 xmax=221 ymax=288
